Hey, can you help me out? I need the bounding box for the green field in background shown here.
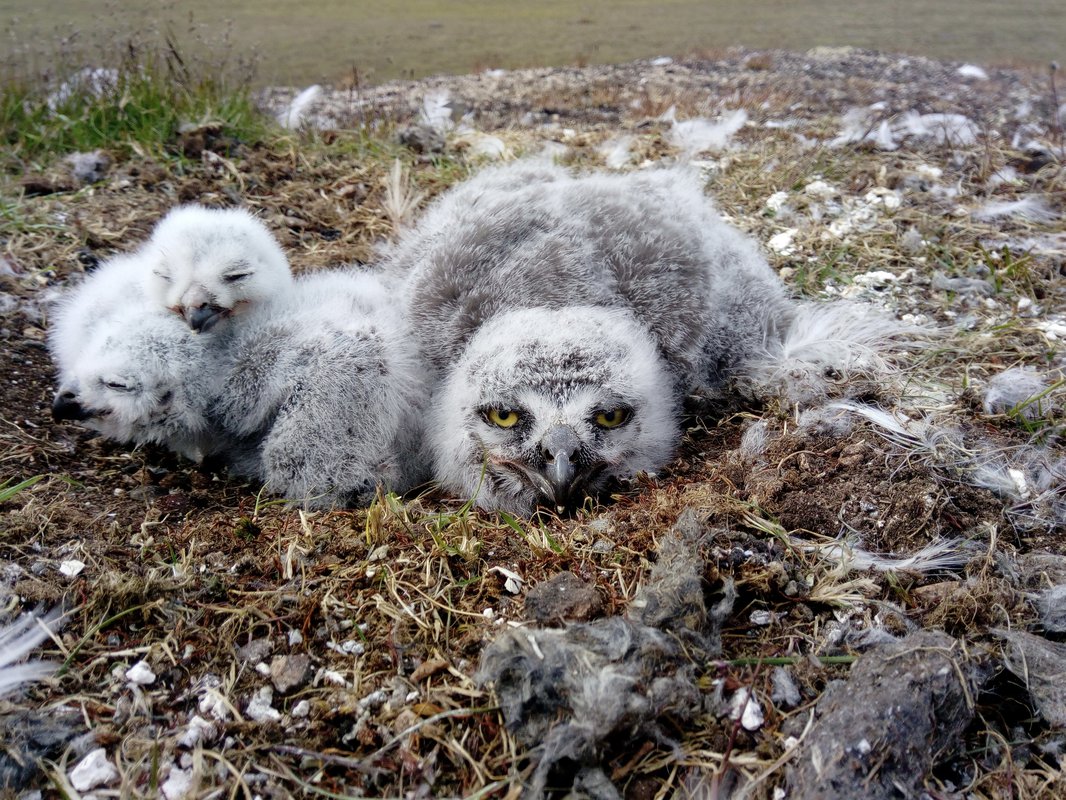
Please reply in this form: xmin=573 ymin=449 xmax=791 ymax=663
xmin=2 ymin=0 xmax=1062 ymax=87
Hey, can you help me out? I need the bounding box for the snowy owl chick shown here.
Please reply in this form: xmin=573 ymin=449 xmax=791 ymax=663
xmin=51 ymin=308 xmax=221 ymax=461
xmin=209 ymin=269 xmax=428 ymax=508
xmin=429 ymin=306 xmax=679 ymax=515
xmin=48 ymin=252 xmax=152 ymax=389
xmin=143 ymin=205 xmax=293 ymax=333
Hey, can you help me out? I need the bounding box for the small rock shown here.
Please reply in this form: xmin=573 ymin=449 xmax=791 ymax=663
xmin=69 ymin=748 xmax=118 ymax=792
xmin=291 ymin=699 xmax=311 ymax=718
xmin=524 ymin=571 xmax=605 ymax=623
xmin=161 ymin=765 xmax=194 ymax=800
xmin=398 ymin=124 xmax=446 ymax=154
xmin=245 ymin=686 xmax=282 ymax=724
xmin=125 ymin=660 xmax=156 ymax=686
xmin=269 ymin=654 xmax=311 ymax=694
xmin=58 ymin=559 xmax=85 ymax=578
xmin=236 ymin=637 xmax=273 ymax=665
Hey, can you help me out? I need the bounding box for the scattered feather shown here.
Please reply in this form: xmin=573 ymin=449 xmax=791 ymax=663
xmin=0 ymin=607 xmax=61 ymax=698
xmin=983 ymin=367 xmax=1052 ymax=419
xmin=666 ymin=107 xmax=748 ymax=154
xmin=419 ymin=88 xmax=455 ymax=133
xmin=957 ymin=64 xmax=989 ymax=81
xmin=276 ymin=85 xmax=324 ymax=130
xmin=972 ymin=196 xmax=1058 ymax=223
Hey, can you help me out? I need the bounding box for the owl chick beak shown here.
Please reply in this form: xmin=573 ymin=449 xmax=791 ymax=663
xmin=185 ymin=303 xmax=229 ymax=333
xmin=176 ymin=285 xmax=229 ymax=333
xmin=539 ymin=425 xmax=582 ymax=513
xmin=52 ymin=390 xmax=91 ymax=422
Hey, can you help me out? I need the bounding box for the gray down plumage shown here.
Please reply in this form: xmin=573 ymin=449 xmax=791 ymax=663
xmin=385 ymin=160 xmax=791 ymax=394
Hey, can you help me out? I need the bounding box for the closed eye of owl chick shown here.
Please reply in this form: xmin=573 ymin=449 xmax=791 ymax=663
xmin=143 ymin=205 xmax=293 ymax=333
xmin=428 ymin=306 xmax=679 ymax=516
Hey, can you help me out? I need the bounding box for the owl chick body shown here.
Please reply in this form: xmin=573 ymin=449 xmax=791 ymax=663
xmin=387 ymin=161 xmax=791 ymax=512
xmin=210 ymin=269 xmax=428 ymax=508
xmin=387 ymin=161 xmax=789 ymax=391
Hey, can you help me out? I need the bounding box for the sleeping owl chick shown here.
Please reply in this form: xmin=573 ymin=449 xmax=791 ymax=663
xmin=209 ymin=269 xmax=429 ymax=508
xmin=51 ymin=308 xmax=222 ymax=461
xmin=143 ymin=204 xmax=293 ymax=333
xmin=386 ymin=160 xmax=790 ymax=392
xmin=48 ymin=252 xmax=153 ymax=388
xmin=429 ymin=306 xmax=679 ymax=515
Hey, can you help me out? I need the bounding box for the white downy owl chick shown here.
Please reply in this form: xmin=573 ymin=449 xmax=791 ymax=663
xmin=48 ymin=252 xmax=152 ymax=389
xmin=428 ymin=306 xmax=679 ymax=515
xmin=51 ymin=308 xmax=222 ymax=461
xmin=143 ymin=205 xmax=293 ymax=333
xmin=209 ymin=269 xmax=429 ymax=508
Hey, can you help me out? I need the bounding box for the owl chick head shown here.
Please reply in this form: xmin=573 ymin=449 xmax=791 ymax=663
xmin=51 ymin=310 xmax=216 ymax=459
xmin=429 ymin=306 xmax=680 ymax=516
xmin=144 ymin=205 xmax=293 ymax=333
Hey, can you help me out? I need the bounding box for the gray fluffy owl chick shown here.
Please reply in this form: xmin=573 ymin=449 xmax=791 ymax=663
xmin=389 ymin=160 xmax=911 ymax=514
xmin=209 ymin=269 xmax=428 ymax=508
xmin=50 ymin=307 xmax=222 ymax=461
xmin=385 ymin=160 xmax=789 ymax=392
xmin=429 ymin=306 xmax=679 ymax=515
xmin=142 ymin=204 xmax=293 ymax=333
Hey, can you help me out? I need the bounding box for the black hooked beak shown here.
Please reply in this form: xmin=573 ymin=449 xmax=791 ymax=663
xmin=186 ymin=304 xmax=229 ymax=333
xmin=538 ymin=425 xmax=581 ymax=512
xmin=52 ymin=390 xmax=90 ymax=422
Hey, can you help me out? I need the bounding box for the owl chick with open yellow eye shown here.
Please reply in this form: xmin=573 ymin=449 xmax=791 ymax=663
xmin=387 ymin=161 xmax=792 ymax=514
xmin=428 ymin=306 xmax=678 ymax=515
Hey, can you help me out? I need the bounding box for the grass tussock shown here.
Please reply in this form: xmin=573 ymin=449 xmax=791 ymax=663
xmin=0 ymin=20 xmax=265 ymax=172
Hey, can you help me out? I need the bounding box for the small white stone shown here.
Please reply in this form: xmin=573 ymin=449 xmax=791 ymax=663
xmin=856 ymin=738 xmax=872 ymax=754
xmin=245 ymin=686 xmax=281 ymax=724
xmin=161 ymin=766 xmax=194 ymax=800
xmin=482 ymin=608 xmax=495 ymax=619
xmin=853 ymin=270 xmax=898 ymax=286
xmin=125 ymin=660 xmax=156 ymax=685
xmin=59 ymin=559 xmax=85 ymax=578
xmin=803 ymin=179 xmax=836 ymax=198
xmin=650 ymin=56 xmax=673 ymax=66
xmin=287 ymin=629 xmax=304 ymax=646
xmin=729 ymin=689 xmax=765 ymax=731
xmin=767 ymin=228 xmax=798 ymax=255
xmin=69 ymin=748 xmax=119 ymax=792
xmin=291 ymin=699 xmax=311 ymax=718
xmin=322 ymin=669 xmax=348 ymax=687
xmin=765 ymin=190 xmax=790 ymax=212
xmin=254 ymin=662 xmax=271 ymax=676
xmin=177 ymin=714 xmax=217 ymax=748
xmin=957 ymin=64 xmax=989 ymax=81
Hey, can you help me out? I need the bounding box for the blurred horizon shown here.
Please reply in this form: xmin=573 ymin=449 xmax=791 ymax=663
xmin=2 ymin=0 xmax=1063 ymax=88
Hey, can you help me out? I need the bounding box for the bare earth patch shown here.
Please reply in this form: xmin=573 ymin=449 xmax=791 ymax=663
xmin=2 ymin=48 xmax=1065 ymax=798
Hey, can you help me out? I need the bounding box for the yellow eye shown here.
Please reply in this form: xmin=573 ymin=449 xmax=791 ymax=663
xmin=485 ymin=408 xmax=521 ymax=428
xmin=594 ymin=408 xmax=631 ymax=429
